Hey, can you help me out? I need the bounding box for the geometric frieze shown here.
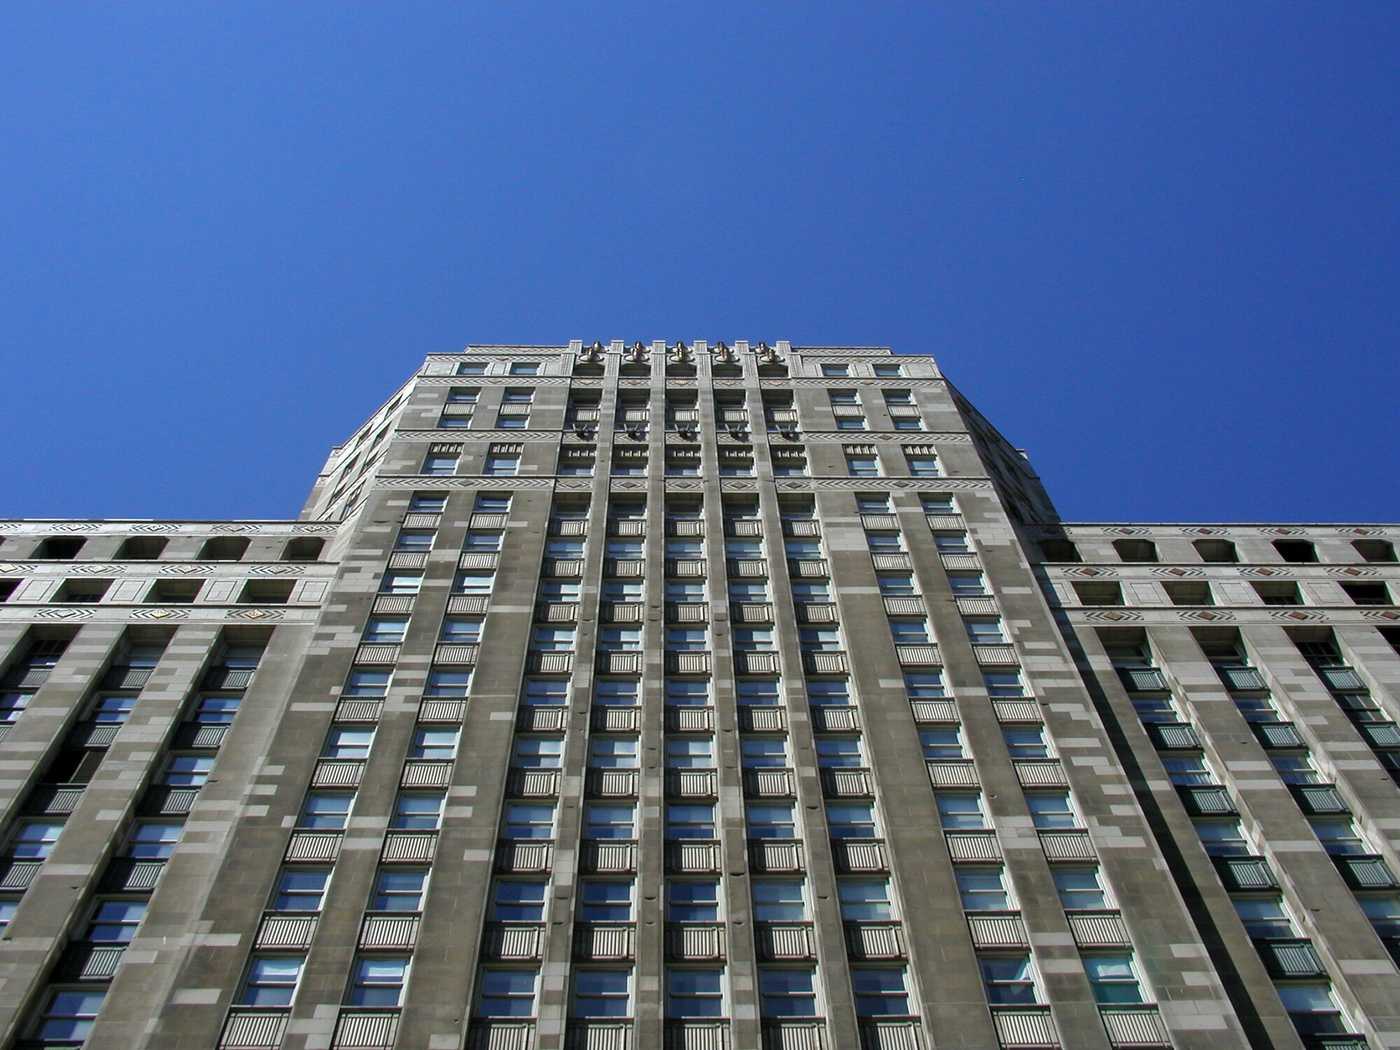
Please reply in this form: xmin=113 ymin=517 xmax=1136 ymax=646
xmin=1152 ymin=567 xmax=1205 ymax=578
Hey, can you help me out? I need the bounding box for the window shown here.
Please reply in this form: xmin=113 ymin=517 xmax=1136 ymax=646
xmin=807 ymin=679 xmax=853 ymax=706
xmin=425 ymin=669 xmax=471 ymax=697
xmin=666 ymin=738 xmax=715 ymax=769
xmin=865 ymin=531 xmax=904 ymax=553
xmin=839 ymin=877 xmax=894 ymax=920
xmin=237 ymin=956 xmax=302 ymax=1006
xmin=1340 ymin=581 xmax=1390 ymax=606
xmin=344 ymin=669 xmax=391 ymax=696
xmin=799 ymin=628 xmax=841 ymax=652
xmin=1309 ymin=816 xmax=1367 ymax=855
xmin=874 ymin=363 xmax=903 ymax=377
xmin=733 ymin=628 xmax=775 ymax=653
xmin=83 ymin=900 xmax=146 ymax=942
xmin=409 ymin=728 xmax=459 ymax=760
xmin=827 ymin=802 xmax=877 ymax=839
xmin=445 ymin=387 xmax=478 ymax=405
xmin=391 ymin=793 xmax=444 ymax=830
xmin=606 ymin=539 xmax=644 ymax=559
xmin=572 ymin=969 xmax=633 ymax=1018
xmin=31 ymin=989 xmax=107 ymax=1042
xmin=936 ymin=793 xmax=986 ymax=830
xmin=423 ymin=453 xmax=457 ymax=475
xmin=666 ymin=581 xmax=706 ymax=602
xmin=790 ymin=580 xmax=830 ymax=602
xmin=668 ymin=880 xmax=721 ymax=921
xmin=1232 ymin=896 xmax=1297 ymax=939
xmin=1270 ymin=752 xmax=1322 ymax=785
xmin=1026 ymin=792 xmax=1077 ymax=829
xmin=982 ymin=671 xmax=1024 ymax=698
xmin=490 ymin=880 xmax=548 ymax=921
xmin=1193 ymin=818 xmax=1249 ymax=856
xmin=738 ymin=679 xmax=781 ymax=707
xmin=966 ymin=619 xmax=1007 ymax=644
xmin=598 ymin=628 xmax=641 ymax=651
xmin=371 ymin=868 xmax=429 ymax=911
xmin=380 ymin=571 xmax=422 ymax=595
xmin=1053 ymin=868 xmax=1109 ymax=910
xmin=905 ymin=452 xmax=939 ymax=476
xmin=816 ymin=738 xmax=864 ymax=767
xmin=1358 ymin=893 xmax=1400 ymax=937
xmin=1162 ymin=754 xmax=1214 ymax=787
xmin=746 ymin=802 xmax=796 ymax=839
xmin=934 ymin=531 xmax=970 ymax=553
xmin=667 ymin=968 xmax=724 ymax=1018
xmin=91 ymin=694 xmax=137 ymax=724
xmin=484 ymin=454 xmax=520 ymax=476
xmin=904 ymin=671 xmax=946 ymax=699
xmin=846 ymin=453 xmax=881 ymax=477
xmin=836 ymin=415 xmax=868 ymax=431
xmin=589 ymin=737 xmax=639 ymax=769
xmin=725 ymin=538 xmax=764 ymax=560
xmin=440 ymin=618 xmax=484 ymax=643
xmin=163 ymin=755 xmax=215 ymax=787
xmin=1274 ymin=539 xmax=1318 ymax=564
xmin=1083 ymin=954 xmax=1145 ymax=1004
xmin=502 ymin=803 xmax=555 ymax=840
xmin=363 ymin=617 xmax=409 ymax=644
xmin=0 ymin=691 xmax=30 ymax=726
xmin=120 ymin=821 xmax=179 ymax=859
xmin=531 ymin=627 xmax=576 ymax=652
xmin=580 ymin=880 xmax=634 ymax=921
xmin=753 ymin=879 xmax=808 ymax=921
xmin=919 ymin=727 xmax=964 ymax=759
xmin=889 ymin=620 xmax=931 ymax=645
xmin=980 ymin=955 xmax=1039 ymax=1005
xmin=1002 ymin=726 xmax=1051 ymax=759
xmin=666 ymin=628 xmax=708 ymax=652
xmin=478 ymin=969 xmax=538 ymax=1017
xmin=852 ymin=966 xmax=910 ymax=1015
xmin=395 ymin=529 xmax=435 ymax=551
xmin=347 ymin=956 xmax=410 ymax=1007
xmin=741 ymin=738 xmax=789 ymax=768
xmin=322 ymin=726 xmax=374 ymax=759
xmin=1253 ymin=581 xmax=1303 ymax=606
xmin=456 ymin=361 xmax=487 ymax=375
xmin=666 ymin=803 xmax=716 ymax=840
xmin=541 ymin=579 xmax=583 ymax=603
xmin=510 ymin=362 xmax=540 ymax=375
xmin=596 ymin=679 xmax=640 ymax=707
xmin=664 ymin=679 xmax=710 ymax=707
xmin=273 ymin=868 xmax=331 ymax=912
xmin=299 ymin=794 xmax=354 ymax=830
xmin=454 ymin=572 xmax=494 ymax=596
xmin=585 ymin=803 xmax=636 ymax=840
xmin=1354 ymin=539 xmax=1397 ymax=563
xmin=947 ymin=573 xmax=987 ymax=596
xmin=759 ymin=968 xmax=819 ymax=1016
xmin=1276 ymin=982 xmax=1350 ymax=1035
xmin=821 ymin=363 xmax=849 ymax=376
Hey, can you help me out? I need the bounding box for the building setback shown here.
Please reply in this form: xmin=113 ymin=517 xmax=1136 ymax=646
xmin=0 ymin=340 xmax=1396 ymax=1050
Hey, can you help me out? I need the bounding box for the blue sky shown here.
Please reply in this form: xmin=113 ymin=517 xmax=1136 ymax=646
xmin=2 ymin=3 xmax=1396 ymax=523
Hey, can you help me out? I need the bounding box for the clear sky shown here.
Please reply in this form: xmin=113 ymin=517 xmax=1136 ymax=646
xmin=2 ymin=4 xmax=1397 ymax=523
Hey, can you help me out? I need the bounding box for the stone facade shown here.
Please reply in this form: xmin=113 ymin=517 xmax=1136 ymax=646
xmin=0 ymin=341 xmax=1394 ymax=1050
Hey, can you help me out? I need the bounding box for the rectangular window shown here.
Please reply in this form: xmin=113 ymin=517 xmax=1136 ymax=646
xmin=889 ymin=620 xmax=931 ymax=644
xmin=948 ymin=573 xmax=987 ymax=595
xmin=163 ymin=755 xmax=214 ymax=787
xmin=1193 ymin=818 xmax=1249 ymax=857
xmin=478 ymin=969 xmax=538 ymax=1017
xmin=509 ymin=362 xmax=540 ymax=375
xmin=580 ymin=880 xmax=635 ymax=922
xmin=573 ymin=969 xmax=632 ymax=1018
xmin=904 ymin=671 xmax=946 ymax=699
xmin=741 ymin=738 xmax=789 ymax=768
xmin=347 ymin=956 xmax=410 ymax=1007
xmin=513 ymin=738 xmax=564 ymax=769
xmin=1083 ymin=953 xmax=1145 ymax=1004
xmin=935 ymin=793 xmax=986 ymax=830
xmin=484 ymin=454 xmax=520 ymax=476
xmin=372 ymin=868 xmax=429 ymax=911
xmin=905 ymin=453 xmax=940 ymax=476
xmin=83 ymin=899 xmax=146 ymax=942
xmin=394 ymin=530 xmax=435 ymax=551
xmin=390 ymin=792 xmax=445 ymax=830
xmin=490 ymin=880 xmax=548 ymax=921
xmin=379 ymin=572 xmax=423 ymax=595
xmin=666 ymin=803 xmax=716 ymax=839
xmin=589 ymin=737 xmax=639 ymax=769
xmin=363 ymin=617 xmax=409 ymax=644
xmin=237 ymin=956 xmax=303 ymax=1007
xmin=423 ymin=453 xmax=457 ymax=475
xmin=343 ymin=669 xmax=391 ymax=697
xmin=816 ymin=738 xmax=864 ymax=768
xmin=445 ymin=388 xmax=478 ymax=404
xmin=322 ymin=726 xmax=374 ymax=759
xmin=425 ymin=669 xmax=472 ymax=697
xmin=667 ymin=879 xmax=721 ymax=921
xmin=759 ymin=968 xmax=818 ymax=1017
xmin=666 ymin=738 xmax=715 ymax=769
xmin=738 ymin=679 xmax=781 ymax=707
xmin=956 ymin=868 xmax=1012 ymax=911
xmin=980 ymin=955 xmax=1039 ymax=1005
xmin=596 ymin=679 xmax=640 ymax=706
xmin=1053 ymin=867 xmax=1109 ymax=910
xmin=839 ymin=877 xmax=894 ymax=920
xmin=531 ymin=627 xmax=576 ymax=652
xmin=454 ymin=572 xmax=494 ymax=596
xmin=877 ymin=574 xmax=918 ymax=597
xmin=846 ymin=454 xmax=881 ymax=478
xmin=1002 ymin=726 xmax=1051 ymax=759
xmin=299 ymin=794 xmax=353 ymax=830
xmin=827 ymin=802 xmax=877 ymax=839
xmin=933 ymin=532 xmax=970 ymax=553
xmin=746 ymin=802 xmax=796 ymax=839
xmin=1026 ymin=792 xmax=1077 ymax=830
xmin=982 ymin=671 xmax=1024 ymax=698
xmin=821 ymin=363 xmax=849 ymax=377
xmin=440 ymin=618 xmax=484 ymax=643
xmin=966 ymin=619 xmax=1007 ymax=644
xmin=919 ymin=727 xmax=964 ymax=759
xmin=806 ymin=679 xmax=853 ymax=706
xmin=852 ymin=966 xmax=910 ymax=1016
xmin=503 ymin=803 xmax=555 ymax=840
xmin=753 ymin=878 xmax=808 ymax=922
xmin=273 ymin=868 xmax=331 ymax=912
xmin=584 ymin=803 xmax=637 ymax=840
xmin=598 ymin=628 xmax=642 ymax=651
xmin=667 ymin=968 xmax=725 ymax=1018
xmin=456 ymin=362 xmax=487 ymax=375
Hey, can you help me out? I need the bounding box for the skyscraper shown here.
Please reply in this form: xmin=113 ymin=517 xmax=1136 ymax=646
xmin=0 ymin=340 xmax=1396 ymax=1050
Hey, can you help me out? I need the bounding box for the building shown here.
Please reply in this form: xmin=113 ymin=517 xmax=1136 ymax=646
xmin=0 ymin=340 xmax=1396 ymax=1050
